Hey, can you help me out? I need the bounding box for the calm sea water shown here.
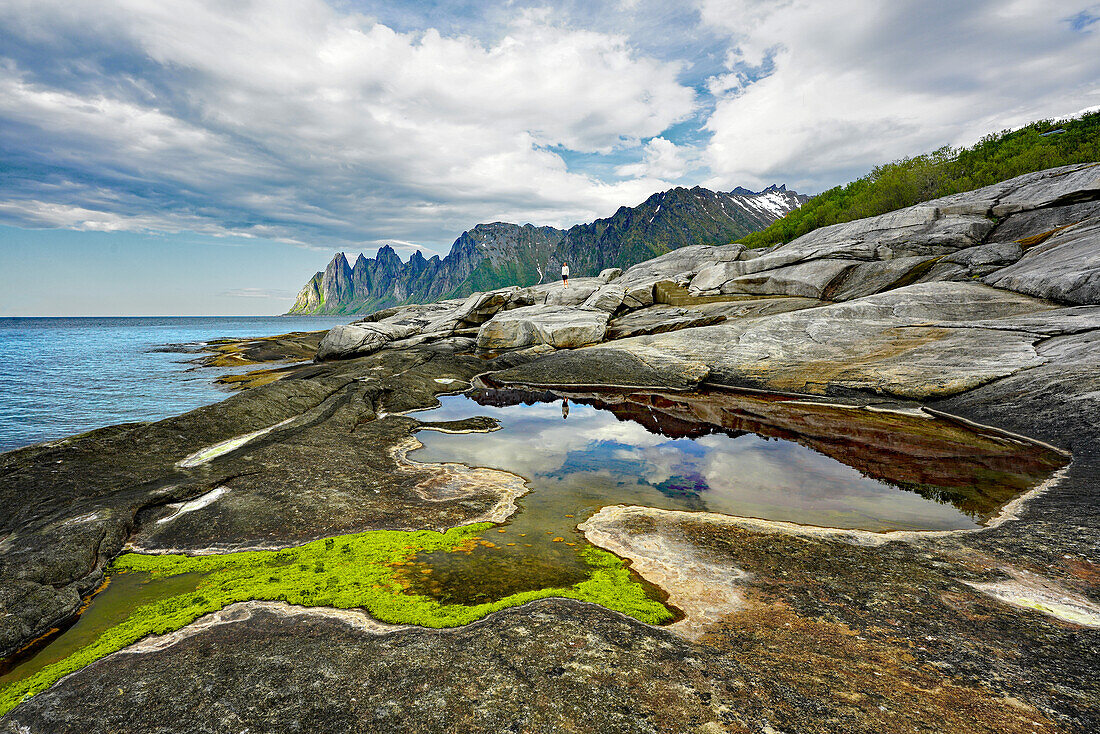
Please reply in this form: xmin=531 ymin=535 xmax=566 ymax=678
xmin=0 ymin=317 xmax=351 ymax=454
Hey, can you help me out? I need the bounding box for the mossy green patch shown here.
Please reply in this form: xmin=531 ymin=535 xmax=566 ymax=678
xmin=0 ymin=523 xmax=670 ymax=715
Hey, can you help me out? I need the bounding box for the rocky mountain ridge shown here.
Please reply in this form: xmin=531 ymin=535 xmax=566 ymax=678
xmin=288 ymin=185 xmax=807 ymax=314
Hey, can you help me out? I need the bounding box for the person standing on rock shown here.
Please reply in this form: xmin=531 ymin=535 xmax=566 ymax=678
xmin=561 ymin=261 xmax=570 ymax=287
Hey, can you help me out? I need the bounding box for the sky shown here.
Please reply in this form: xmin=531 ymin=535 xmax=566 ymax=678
xmin=1 ymin=0 xmax=1098 ymax=316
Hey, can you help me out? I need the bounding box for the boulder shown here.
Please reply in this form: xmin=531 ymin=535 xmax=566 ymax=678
xmin=476 ymin=305 xmax=610 ymax=350
xmin=616 ymin=244 xmax=730 ymax=290
xmin=824 ymin=256 xmax=935 ymax=301
xmin=983 ymin=217 xmax=1100 ymax=305
xmin=606 ymin=306 xmax=725 ymax=340
xmin=597 ymin=268 xmax=623 ymax=283
xmin=689 ymin=261 xmax=748 ymax=293
xmin=505 ymin=286 xmax=546 ymax=309
xmin=622 ymin=281 xmax=658 ymax=309
xmin=315 ymin=322 xmax=418 ymax=360
xmin=582 ymin=284 xmax=627 ymax=313
xmin=453 ymin=289 xmax=516 ymax=326
xmin=721 ymin=259 xmax=856 ymax=298
xmin=545 ymin=280 xmax=600 ymax=306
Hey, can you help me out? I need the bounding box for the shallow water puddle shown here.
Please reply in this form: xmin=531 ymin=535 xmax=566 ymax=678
xmin=0 ymin=571 xmax=205 ymax=692
xmin=404 ymin=388 xmax=1067 ymax=605
xmin=0 ymin=526 xmax=665 ymax=713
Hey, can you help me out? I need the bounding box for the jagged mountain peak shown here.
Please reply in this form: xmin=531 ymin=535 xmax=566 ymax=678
xmin=288 ymin=183 xmax=806 ymax=314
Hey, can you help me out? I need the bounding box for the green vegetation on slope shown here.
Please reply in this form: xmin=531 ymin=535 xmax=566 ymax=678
xmin=741 ymin=111 xmax=1100 ymax=249
xmin=0 ymin=524 xmax=671 ymax=714
xmin=448 ymin=256 xmax=542 ymax=298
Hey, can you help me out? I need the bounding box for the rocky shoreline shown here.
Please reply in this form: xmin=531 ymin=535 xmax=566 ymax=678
xmin=1 ymin=163 xmax=1098 ymax=732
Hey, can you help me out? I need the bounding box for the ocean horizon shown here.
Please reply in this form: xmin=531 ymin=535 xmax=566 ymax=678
xmin=0 ymin=315 xmax=350 ymax=453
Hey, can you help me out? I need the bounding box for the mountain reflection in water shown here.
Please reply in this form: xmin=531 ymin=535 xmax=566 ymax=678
xmin=405 ymin=387 xmax=1065 ymax=605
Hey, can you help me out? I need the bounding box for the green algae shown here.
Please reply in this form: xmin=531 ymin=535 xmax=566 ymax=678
xmin=0 ymin=523 xmax=671 ymax=715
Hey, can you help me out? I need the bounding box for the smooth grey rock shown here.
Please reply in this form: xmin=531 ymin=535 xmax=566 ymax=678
xmin=582 ymin=285 xmax=627 ymax=313
xmin=826 ymin=256 xmax=934 ymax=301
xmin=721 ymin=259 xmax=855 ymax=298
xmin=944 ymin=242 xmax=1024 ymax=267
xmin=544 ymin=280 xmax=600 ymax=306
xmin=622 ymin=281 xmax=657 ymax=309
xmin=508 ymin=283 xmax=1058 ymax=400
xmin=316 ymin=322 xmax=418 ymax=360
xmin=925 ymin=305 xmax=1100 ymax=336
xmin=669 ymin=167 xmax=1099 ymax=309
xmin=485 ymin=344 xmax=710 ymax=390
xmin=476 ymin=305 xmax=610 ymax=350
xmin=422 ymin=314 xmax=461 ymax=333
xmin=605 ymin=306 xmax=725 ymax=340
xmin=987 ymin=199 xmax=1100 ymax=244
xmin=453 ymin=288 xmax=516 ymax=326
xmin=693 ymin=296 xmax=825 ymax=321
xmin=983 ymin=217 xmax=1100 ymax=305
xmin=597 ymin=267 xmax=623 ymax=283
xmin=767 ymin=213 xmax=992 ymax=265
xmin=616 ymin=245 xmax=725 ymax=289
xmin=712 ymin=243 xmax=747 ymax=261
xmin=505 ymin=286 xmax=546 ymax=309
xmin=672 ymin=271 xmax=695 ymax=287
xmin=989 ymin=162 xmax=1100 ymax=216
xmin=689 ymin=261 xmax=748 ymax=293
xmin=924 ymin=163 xmax=1100 ymax=218
xmin=914 ymin=262 xmax=972 ymax=284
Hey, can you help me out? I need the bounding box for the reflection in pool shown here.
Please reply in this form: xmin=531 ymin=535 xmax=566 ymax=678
xmin=406 ymin=388 xmax=1066 ymax=605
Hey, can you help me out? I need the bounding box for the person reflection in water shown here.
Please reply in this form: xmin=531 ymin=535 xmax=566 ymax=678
xmin=562 ymin=398 xmax=569 ymax=420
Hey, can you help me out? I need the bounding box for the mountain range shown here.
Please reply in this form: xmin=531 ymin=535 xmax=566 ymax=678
xmin=287 ymin=184 xmax=807 ymax=315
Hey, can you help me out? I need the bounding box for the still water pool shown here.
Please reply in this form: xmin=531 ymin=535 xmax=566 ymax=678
xmin=403 ymin=387 xmax=1066 ymax=605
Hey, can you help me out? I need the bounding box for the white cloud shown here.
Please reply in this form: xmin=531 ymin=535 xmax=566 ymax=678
xmin=696 ymin=0 xmax=1100 ymax=191
xmin=614 ymin=136 xmax=697 ymax=179
xmin=1 ymin=0 xmax=1097 ymax=253
xmin=0 ymin=0 xmax=696 ymax=245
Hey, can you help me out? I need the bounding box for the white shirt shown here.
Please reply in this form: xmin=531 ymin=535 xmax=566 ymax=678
xmin=561 ymin=264 xmax=569 ymax=276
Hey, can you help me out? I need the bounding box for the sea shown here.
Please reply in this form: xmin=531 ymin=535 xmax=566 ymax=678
xmin=0 ymin=316 xmax=352 ymax=454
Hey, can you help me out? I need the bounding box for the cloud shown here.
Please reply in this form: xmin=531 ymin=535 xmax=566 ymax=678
xmin=614 ymin=136 xmax=698 ymax=179
xmin=1 ymin=0 xmax=1097 ymax=256
xmin=696 ymin=0 xmax=1100 ymax=191
xmin=0 ymin=0 xmax=695 ymax=248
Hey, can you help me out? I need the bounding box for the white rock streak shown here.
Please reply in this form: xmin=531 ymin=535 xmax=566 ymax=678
xmin=176 ymin=418 xmax=295 ymax=468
